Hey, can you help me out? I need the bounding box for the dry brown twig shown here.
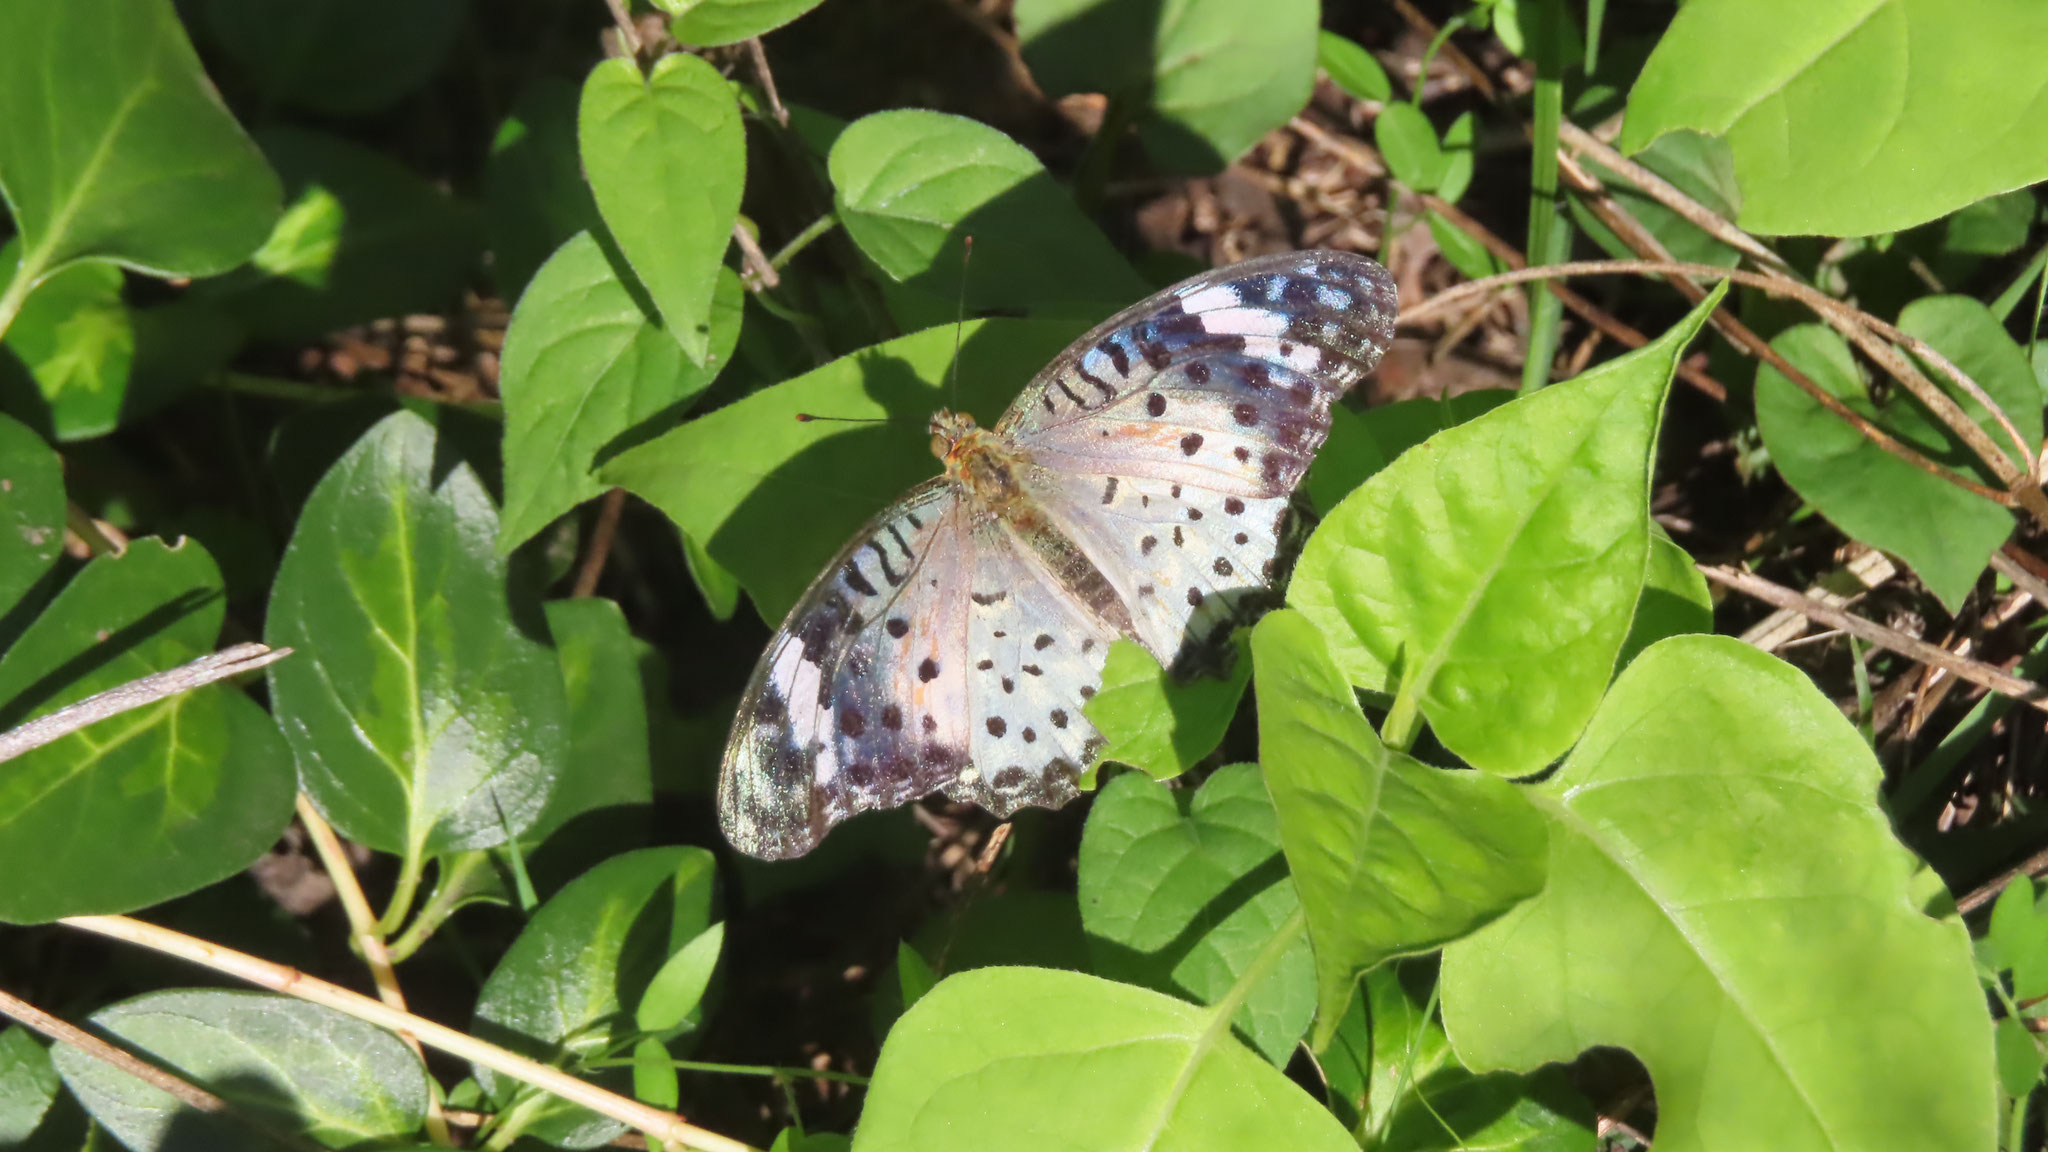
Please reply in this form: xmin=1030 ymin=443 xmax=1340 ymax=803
xmin=0 ymin=644 xmax=294 ymax=763
xmin=58 ymin=915 xmax=761 ymax=1152
xmin=1702 ymin=565 xmax=2048 ymax=714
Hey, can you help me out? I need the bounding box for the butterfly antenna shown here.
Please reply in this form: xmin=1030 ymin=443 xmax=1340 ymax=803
xmin=944 ymin=235 xmax=973 ymax=409
xmin=794 ymin=413 xmax=887 ymax=424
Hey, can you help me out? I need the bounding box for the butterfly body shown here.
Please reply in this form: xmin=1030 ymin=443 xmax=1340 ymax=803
xmin=723 ymin=250 xmax=1397 ymax=860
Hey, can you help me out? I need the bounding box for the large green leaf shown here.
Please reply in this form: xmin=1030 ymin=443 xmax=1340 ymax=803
xmin=0 ymin=252 xmax=134 ymax=440
xmin=855 ymin=967 xmax=1355 ymax=1152
xmin=1303 ymin=390 xmax=1515 ymax=516
xmin=1441 ymin=635 xmax=1996 ymax=1152
xmin=669 ymin=0 xmax=826 ymax=45
xmin=1081 ymin=638 xmax=1251 ymax=784
xmin=1250 ymin=609 xmax=1546 ymax=1049
xmin=829 ymin=110 xmax=1146 ymax=322
xmin=1015 ymin=0 xmax=1319 ymax=175
xmin=472 ymin=847 xmax=716 ymax=1148
xmin=52 ymin=989 xmax=428 ymax=1152
xmin=1615 ymin=527 xmax=1713 ymax=671
xmin=265 ymin=411 xmax=569 ymax=857
xmin=0 ymin=537 xmax=294 ymax=924
xmin=0 ymin=0 xmax=277 ymax=296
xmin=1289 ymin=290 xmax=1719 ymax=774
xmin=198 ymin=0 xmax=462 ymax=116
xmin=0 ymin=412 xmax=64 ymax=621
xmin=1755 ymin=296 xmax=2032 ymax=610
xmin=499 ymin=232 xmax=743 ymax=550
xmin=1078 ymin=765 xmax=1313 ymax=1065
xmin=599 ymin=318 xmax=1083 ymax=623
xmin=527 ymin=597 xmax=653 ymax=846
xmin=1623 ymin=0 xmax=2048 ymax=236
xmin=486 ymin=78 xmax=603 ymax=300
xmin=196 ymin=129 xmax=482 ymax=342
xmin=579 ymin=55 xmax=743 ymax=365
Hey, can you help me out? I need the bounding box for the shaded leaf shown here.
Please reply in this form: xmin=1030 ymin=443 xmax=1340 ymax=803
xmin=0 ymin=411 xmax=65 ymax=620
xmin=529 ymin=597 xmax=653 ymax=846
xmin=1251 ymin=609 xmax=1546 ymax=1048
xmin=266 ymin=411 xmax=569 ymax=856
xmin=199 ymin=0 xmax=462 ymax=116
xmin=487 ymin=78 xmax=603 ymax=300
xmin=0 ymin=1027 xmax=59 ymax=1146
xmin=499 ymin=232 xmax=742 ymax=549
xmin=0 ymin=251 xmax=133 ymax=441
xmin=1078 ymin=765 xmax=1313 ymax=1065
xmin=1442 ymin=635 xmax=1996 ymax=1152
xmin=670 ymin=0 xmax=826 ymax=46
xmin=1015 ymin=0 xmax=1319 ymax=174
xmin=637 ymin=921 xmax=726 ymax=1034
xmin=53 ymin=989 xmax=428 ymax=1152
xmin=0 ymin=537 xmax=294 ymax=923
xmin=473 ymin=847 xmax=717 ymax=1148
xmin=0 ymin=0 xmax=278 ymax=284
xmin=830 ymin=110 xmax=1146 ymax=323
xmin=1755 ymin=295 xmax=2033 ymax=609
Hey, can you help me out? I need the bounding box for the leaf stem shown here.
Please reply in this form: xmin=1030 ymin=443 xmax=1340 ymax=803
xmin=379 ymin=848 xmax=429 ymax=938
xmin=387 ymin=850 xmax=496 ymax=962
xmin=770 ymin=212 xmax=839 ymax=271
xmin=58 ymin=914 xmax=763 ymax=1152
xmin=0 ymin=242 xmax=51 ymax=343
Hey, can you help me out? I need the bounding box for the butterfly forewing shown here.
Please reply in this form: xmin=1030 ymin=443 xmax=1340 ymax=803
xmin=721 ymin=480 xmax=975 ymax=860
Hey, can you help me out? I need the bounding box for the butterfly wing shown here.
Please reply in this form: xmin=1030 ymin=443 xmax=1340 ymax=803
xmin=720 ymin=480 xmax=1122 ymax=860
xmin=1000 ymin=250 xmax=1397 ymax=669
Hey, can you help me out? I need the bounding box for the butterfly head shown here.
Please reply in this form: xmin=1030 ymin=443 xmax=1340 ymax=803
xmin=928 ymin=408 xmax=981 ymax=463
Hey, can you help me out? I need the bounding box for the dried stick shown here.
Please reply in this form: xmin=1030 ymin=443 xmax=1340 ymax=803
xmin=58 ymin=915 xmax=761 ymax=1152
xmin=295 ymin=798 xmax=454 ymax=1147
xmin=0 ymin=644 xmax=293 ymax=763
xmin=745 ymin=38 xmax=788 ymax=126
xmin=1555 ymin=121 xmax=1797 ymax=279
xmin=572 ymin=488 xmax=631 ymax=598
xmin=732 ymin=222 xmax=781 ymax=291
xmin=1994 ymin=547 xmax=2048 ymax=610
xmin=1959 ymin=842 xmax=2048 ymax=916
xmin=1405 ymin=259 xmax=2020 ymax=507
xmin=1414 ymin=196 xmax=1731 ymax=401
xmin=1701 ymin=565 xmax=2048 ymax=712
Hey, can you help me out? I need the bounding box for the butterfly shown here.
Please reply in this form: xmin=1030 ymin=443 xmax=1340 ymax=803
xmin=720 ymin=250 xmax=1398 ymax=860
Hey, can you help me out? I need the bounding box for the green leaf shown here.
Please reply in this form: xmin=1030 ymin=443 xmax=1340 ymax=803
xmin=1077 ymin=765 xmax=1314 ymax=1065
xmin=530 ymin=597 xmax=653 ymax=846
xmin=1424 ymin=210 xmax=1504 ymax=281
xmin=1441 ymin=635 xmax=1997 ymax=1152
xmin=0 ymin=411 xmax=65 ymax=621
xmin=197 ymin=0 xmax=462 ymax=116
xmin=636 ymin=921 xmax=726 ymax=1034
xmin=856 ymin=967 xmax=1355 ymax=1152
xmin=670 ymin=0 xmax=826 ymax=46
xmin=1015 ymin=0 xmax=1320 ymax=175
xmin=0 ymin=0 xmax=278 ymax=293
xmin=579 ymin=55 xmax=744 ymax=366
xmin=1987 ymin=878 xmax=2048 ymax=1002
xmin=499 ymin=232 xmax=743 ymax=549
xmin=0 ymin=1027 xmax=59 ymax=1146
xmin=912 ymin=888 xmax=1092 ymax=974
xmin=898 ymin=941 xmax=939 ymax=1010
xmin=683 ymin=529 xmax=743 ymax=621
xmin=1303 ymin=390 xmax=1516 ymax=516
xmin=0 ymin=248 xmax=135 ymax=441
xmin=1081 ymin=639 xmax=1251 ymax=785
xmin=1945 ymin=189 xmax=2038 ymax=259
xmin=0 ymin=537 xmax=294 ymax=924
xmin=1615 ymin=527 xmax=1713 ymax=670
xmin=1622 ymin=0 xmax=2048 ymax=236
xmin=829 ymin=110 xmax=1147 ymax=322
xmin=1374 ymin=103 xmax=1446 ymax=191
xmin=196 ymin=129 xmax=482 ymax=343
xmin=473 ymin=847 xmax=716 ymax=1148
xmin=265 ymin=411 xmax=570 ymax=857
xmin=1755 ymin=295 xmax=2033 ymax=609
xmin=631 ymin=1036 xmax=679 ymax=1113
xmin=1995 ymin=1016 xmax=2046 ymax=1099
xmin=1570 ymin=130 xmax=1742 ymax=269
xmin=52 ymin=989 xmax=429 ymax=1152
xmin=599 ymin=318 xmax=1083 ymax=623
xmin=1438 ymin=112 xmax=1476 ymax=204
xmin=1318 ymin=32 xmax=1391 ymax=102
xmin=1378 ymin=1067 xmax=1595 ymax=1152
xmin=487 ymin=78 xmax=604 ymax=301
xmin=1251 ymin=610 xmax=1547 ymax=1049
xmin=1289 ymin=289 xmax=1722 ymax=774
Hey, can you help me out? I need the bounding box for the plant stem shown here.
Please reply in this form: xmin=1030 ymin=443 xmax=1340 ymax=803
xmin=387 ymin=850 xmax=496 ymax=963
xmin=0 ymin=243 xmax=50 ymax=343
xmin=58 ymin=914 xmax=763 ymax=1152
xmin=770 ymin=212 xmax=839 ymax=271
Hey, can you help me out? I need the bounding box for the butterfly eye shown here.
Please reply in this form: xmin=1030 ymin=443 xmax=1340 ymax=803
xmin=930 ymin=431 xmax=950 ymax=458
